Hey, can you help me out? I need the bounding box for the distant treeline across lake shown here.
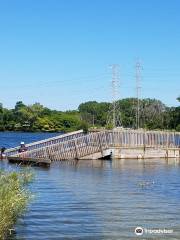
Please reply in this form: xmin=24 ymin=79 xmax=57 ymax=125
xmin=0 ymin=97 xmax=179 ymax=132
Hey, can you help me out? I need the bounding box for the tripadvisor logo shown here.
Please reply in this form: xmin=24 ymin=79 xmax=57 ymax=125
xmin=135 ymin=227 xmax=144 ymax=236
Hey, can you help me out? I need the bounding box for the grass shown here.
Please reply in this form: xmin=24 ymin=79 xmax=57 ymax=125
xmin=0 ymin=168 xmax=33 ymax=240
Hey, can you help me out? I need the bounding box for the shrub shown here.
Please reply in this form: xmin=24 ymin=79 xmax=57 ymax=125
xmin=0 ymin=169 xmax=33 ymax=239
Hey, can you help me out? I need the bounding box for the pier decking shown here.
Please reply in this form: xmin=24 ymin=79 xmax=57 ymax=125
xmin=6 ymin=129 xmax=180 ymax=165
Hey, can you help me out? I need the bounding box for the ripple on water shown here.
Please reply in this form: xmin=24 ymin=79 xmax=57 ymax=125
xmin=1 ymin=157 xmax=180 ymax=240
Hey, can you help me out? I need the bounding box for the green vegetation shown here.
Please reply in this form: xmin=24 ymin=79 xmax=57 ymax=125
xmin=0 ymin=101 xmax=82 ymax=132
xmin=0 ymin=169 xmax=33 ymax=240
xmin=78 ymin=98 xmax=180 ymax=131
xmin=0 ymin=97 xmax=179 ymax=132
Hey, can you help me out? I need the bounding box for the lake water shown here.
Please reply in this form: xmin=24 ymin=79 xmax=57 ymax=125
xmin=1 ymin=132 xmax=180 ymax=239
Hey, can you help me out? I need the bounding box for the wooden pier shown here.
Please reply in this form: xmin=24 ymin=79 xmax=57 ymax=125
xmin=6 ymin=129 xmax=180 ymax=165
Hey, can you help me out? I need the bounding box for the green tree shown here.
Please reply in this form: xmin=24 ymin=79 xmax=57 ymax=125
xmin=78 ymin=101 xmax=110 ymax=126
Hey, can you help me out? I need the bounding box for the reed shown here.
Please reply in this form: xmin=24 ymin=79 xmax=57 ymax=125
xmin=0 ymin=168 xmax=33 ymax=240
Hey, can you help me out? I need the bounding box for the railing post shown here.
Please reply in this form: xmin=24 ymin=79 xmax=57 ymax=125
xmin=97 ymin=133 xmax=104 ymax=156
xmin=143 ymin=130 xmax=147 ymax=155
xmin=166 ymin=132 xmax=169 ymax=158
xmin=173 ymin=131 xmax=175 ymax=148
xmin=105 ymin=131 xmax=110 ymax=148
xmin=74 ymin=139 xmax=80 ymax=159
xmin=45 ymin=147 xmax=52 ymax=160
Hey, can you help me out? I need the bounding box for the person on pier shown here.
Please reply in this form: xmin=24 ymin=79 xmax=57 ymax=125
xmin=0 ymin=147 xmax=6 ymax=159
xmin=18 ymin=142 xmax=28 ymax=153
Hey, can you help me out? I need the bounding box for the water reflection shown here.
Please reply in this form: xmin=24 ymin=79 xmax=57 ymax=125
xmin=2 ymin=158 xmax=179 ymax=240
xmin=57 ymin=158 xmax=180 ymax=172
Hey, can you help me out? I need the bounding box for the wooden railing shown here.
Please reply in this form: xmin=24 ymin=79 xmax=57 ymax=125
xmin=107 ymin=129 xmax=180 ymax=148
xmin=12 ymin=129 xmax=180 ymax=161
xmin=5 ymin=130 xmax=84 ymax=156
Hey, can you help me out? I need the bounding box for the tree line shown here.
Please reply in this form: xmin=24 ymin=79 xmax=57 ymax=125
xmin=0 ymin=97 xmax=179 ymax=132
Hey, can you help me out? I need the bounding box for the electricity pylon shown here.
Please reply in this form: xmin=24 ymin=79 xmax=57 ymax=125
xmin=107 ymin=64 xmax=121 ymax=129
xmin=135 ymin=60 xmax=142 ymax=129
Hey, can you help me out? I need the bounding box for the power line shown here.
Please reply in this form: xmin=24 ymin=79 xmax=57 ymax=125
xmin=107 ymin=64 xmax=121 ymax=128
xmin=135 ymin=60 xmax=142 ymax=129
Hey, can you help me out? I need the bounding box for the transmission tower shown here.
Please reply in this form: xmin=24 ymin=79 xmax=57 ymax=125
xmin=135 ymin=60 xmax=142 ymax=129
xmin=107 ymin=64 xmax=121 ymax=128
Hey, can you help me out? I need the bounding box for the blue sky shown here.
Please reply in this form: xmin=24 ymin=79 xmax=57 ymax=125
xmin=0 ymin=0 xmax=179 ymax=110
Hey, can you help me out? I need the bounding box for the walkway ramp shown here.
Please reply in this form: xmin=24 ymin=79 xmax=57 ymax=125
xmin=5 ymin=130 xmax=84 ymax=157
xmin=7 ymin=131 xmax=109 ymax=162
